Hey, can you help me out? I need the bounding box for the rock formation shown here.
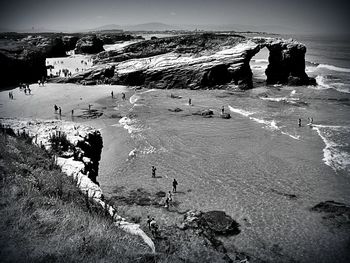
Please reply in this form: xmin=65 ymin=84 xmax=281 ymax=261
xmin=0 ymin=118 xmax=155 ymax=253
xmin=58 ymin=33 xmax=314 ymax=89
xmin=74 ymin=35 xmax=104 ymax=54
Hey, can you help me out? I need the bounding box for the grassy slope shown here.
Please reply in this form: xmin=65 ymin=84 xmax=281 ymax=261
xmin=0 ymin=134 xmax=153 ymax=263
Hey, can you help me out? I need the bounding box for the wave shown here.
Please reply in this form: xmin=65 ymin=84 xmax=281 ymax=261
xmin=260 ymin=97 xmax=300 ymax=104
xmin=252 ymin=59 xmax=268 ymax=63
xmin=116 ymin=117 xmax=143 ymax=134
xmin=228 ymin=106 xmax=255 ymax=117
xmin=314 ymin=75 xmax=350 ymax=93
xmin=317 ymin=64 xmax=350 ymax=73
xmin=228 ymin=105 xmax=300 ymax=140
xmin=312 ymin=125 xmax=350 ymax=172
xmin=129 ymin=94 xmax=140 ymax=104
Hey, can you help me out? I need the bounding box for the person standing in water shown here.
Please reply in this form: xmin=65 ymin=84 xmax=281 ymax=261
xmin=221 ymin=106 xmax=225 ymax=114
xmin=152 ymin=166 xmax=157 ymax=178
xmin=111 ymin=91 xmax=114 ymax=98
xmin=172 ymin=179 xmax=178 ymax=193
xmin=298 ymin=118 xmax=302 ymax=127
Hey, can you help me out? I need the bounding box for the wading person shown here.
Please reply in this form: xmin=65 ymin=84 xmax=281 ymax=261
xmin=152 ymin=166 xmax=156 ymax=178
xmin=111 ymin=91 xmax=114 ymax=98
xmin=172 ymin=179 xmax=178 ymax=193
xmin=298 ymin=118 xmax=302 ymax=127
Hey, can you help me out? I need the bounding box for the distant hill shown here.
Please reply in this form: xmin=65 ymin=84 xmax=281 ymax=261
xmin=123 ymin=22 xmax=182 ymax=31
xmin=89 ymin=24 xmax=122 ymax=32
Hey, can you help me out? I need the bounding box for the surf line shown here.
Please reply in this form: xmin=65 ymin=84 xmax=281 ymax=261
xmin=228 ymin=105 xmax=300 ymax=140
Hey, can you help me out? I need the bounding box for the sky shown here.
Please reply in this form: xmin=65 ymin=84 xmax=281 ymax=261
xmin=0 ymin=0 xmax=349 ymax=34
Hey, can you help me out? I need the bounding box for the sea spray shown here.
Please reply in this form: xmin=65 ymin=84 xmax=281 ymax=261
xmin=312 ymin=124 xmax=350 ymax=173
xmin=228 ymin=105 xmax=300 ymax=140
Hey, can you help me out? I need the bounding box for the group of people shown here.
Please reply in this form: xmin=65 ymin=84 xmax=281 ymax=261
xmin=19 ymin=83 xmax=31 ymax=95
xmin=8 ymin=91 xmax=14 ymax=99
xmin=54 ymin=104 xmax=62 ymax=116
xmin=151 ymin=166 xmax=178 ymax=210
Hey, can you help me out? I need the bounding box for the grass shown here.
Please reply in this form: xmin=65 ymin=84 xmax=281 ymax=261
xmin=0 ymin=133 xmax=153 ymax=263
xmin=0 ymin=131 xmax=240 ymax=263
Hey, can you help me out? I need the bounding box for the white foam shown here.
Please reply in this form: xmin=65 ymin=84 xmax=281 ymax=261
xmin=129 ymin=94 xmax=140 ymax=104
xmin=260 ymin=97 xmax=300 ymax=104
xmin=315 ymin=75 xmax=332 ymax=90
xmin=290 ymin=90 xmax=296 ymax=96
xmin=317 ymin=64 xmax=350 ymax=73
xmin=228 ymin=106 xmax=255 ymax=117
xmin=253 ymin=59 xmax=268 ymax=63
xmin=117 ymin=117 xmax=143 ymax=134
xmin=229 ymin=105 xmax=300 ymax=140
xmin=312 ymin=125 xmax=350 ymax=172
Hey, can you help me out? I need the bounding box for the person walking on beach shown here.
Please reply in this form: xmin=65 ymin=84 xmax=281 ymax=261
xmin=111 ymin=91 xmax=114 ymax=98
xmin=188 ymin=98 xmax=192 ymax=106
xmin=172 ymin=179 xmax=178 ymax=193
xmin=150 ymin=218 xmax=158 ymax=237
xmin=147 ymin=215 xmax=152 ymax=231
xmin=71 ymin=109 xmax=74 ymax=116
xmin=59 ymin=107 xmax=62 ymax=116
xmin=221 ymin=105 xmax=225 ymax=114
xmin=167 ymin=191 xmax=173 ymax=203
xmin=152 ymin=166 xmax=157 ymax=178
xmin=165 ymin=197 xmax=170 ymax=209
xmin=122 ymin=93 xmax=126 ymax=101
xmin=298 ymin=118 xmax=302 ymax=127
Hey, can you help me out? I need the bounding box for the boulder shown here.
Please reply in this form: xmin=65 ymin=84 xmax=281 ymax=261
xmin=220 ymin=113 xmax=231 ymax=119
xmin=180 ymin=210 xmax=240 ymax=236
xmin=311 ymin=200 xmax=350 ymax=228
xmin=75 ymin=35 xmax=104 ymax=54
xmin=168 ymin=107 xmax=183 ymax=112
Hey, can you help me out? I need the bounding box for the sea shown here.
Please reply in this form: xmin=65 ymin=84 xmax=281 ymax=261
xmin=95 ymin=34 xmax=350 ymax=262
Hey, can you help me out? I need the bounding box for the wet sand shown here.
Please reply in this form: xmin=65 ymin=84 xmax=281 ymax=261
xmin=1 ymin=84 xmax=350 ymax=262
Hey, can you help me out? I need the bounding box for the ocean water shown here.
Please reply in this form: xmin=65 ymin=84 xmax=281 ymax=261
xmin=97 ymin=35 xmax=350 ymax=262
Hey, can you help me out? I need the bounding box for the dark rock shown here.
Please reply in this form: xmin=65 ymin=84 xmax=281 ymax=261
xmin=155 ymin=191 xmax=166 ymax=197
xmin=220 ymin=113 xmax=231 ymax=119
xmin=200 ymin=211 xmax=240 ymax=235
xmin=52 ymin=34 xmax=313 ymax=90
xmin=168 ymin=107 xmax=183 ymax=112
xmin=181 ymin=210 xmax=240 ymax=236
xmin=311 ymin=200 xmax=350 ymax=229
xmin=62 ymin=35 xmax=79 ymax=51
xmin=192 ymin=109 xmax=214 ymax=116
xmin=75 ymin=35 xmax=104 ymax=54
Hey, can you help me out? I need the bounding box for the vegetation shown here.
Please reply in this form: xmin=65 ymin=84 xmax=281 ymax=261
xmin=0 ymin=130 xmax=240 ymax=262
xmin=0 ymin=133 xmax=152 ymax=263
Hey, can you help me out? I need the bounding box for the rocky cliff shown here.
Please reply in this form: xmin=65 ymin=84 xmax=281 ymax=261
xmin=0 ymin=118 xmax=155 ymax=252
xmin=58 ymin=33 xmax=315 ymax=89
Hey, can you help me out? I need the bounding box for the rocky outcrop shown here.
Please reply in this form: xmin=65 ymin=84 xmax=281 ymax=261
xmin=0 ymin=35 xmax=70 ymax=87
xmin=311 ymin=200 xmax=350 ymax=229
xmin=59 ymin=33 xmax=314 ymax=89
xmin=0 ymin=39 xmax=47 ymax=87
xmin=75 ymin=35 xmax=104 ymax=54
xmin=179 ymin=210 xmax=240 ymax=235
xmin=62 ymin=35 xmax=79 ymax=51
xmin=0 ymin=118 xmax=155 ymax=253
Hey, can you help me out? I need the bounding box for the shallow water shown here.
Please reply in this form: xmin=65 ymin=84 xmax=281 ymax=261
xmin=97 ymin=85 xmax=350 ymax=262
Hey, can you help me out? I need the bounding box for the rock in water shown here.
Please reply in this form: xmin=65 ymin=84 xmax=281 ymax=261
xmin=61 ymin=33 xmax=314 ymax=90
xmin=180 ymin=210 xmax=240 ymax=236
xmin=75 ymin=35 xmax=104 ymax=54
xmin=200 ymin=211 xmax=240 ymax=235
xmin=220 ymin=113 xmax=231 ymax=119
xmin=311 ymin=200 xmax=350 ymax=229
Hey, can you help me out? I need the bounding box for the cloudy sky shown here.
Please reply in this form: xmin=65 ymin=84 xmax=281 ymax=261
xmin=1 ymin=0 xmax=349 ymax=34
